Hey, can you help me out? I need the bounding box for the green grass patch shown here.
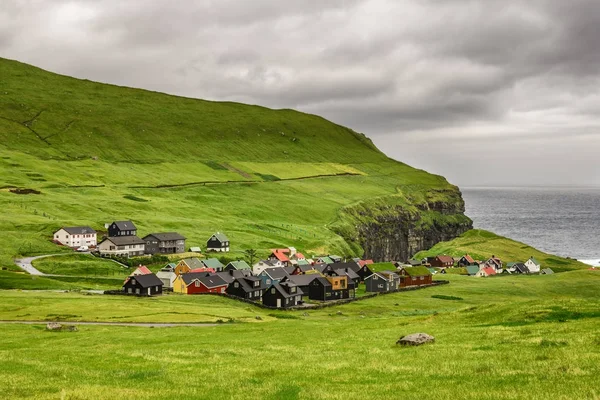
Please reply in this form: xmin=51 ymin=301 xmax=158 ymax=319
xmin=431 ymin=294 xmax=463 ymax=301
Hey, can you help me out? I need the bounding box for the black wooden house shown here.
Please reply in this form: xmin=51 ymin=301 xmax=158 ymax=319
xmin=122 ymin=273 xmax=163 ymax=296
xmin=226 ymin=276 xmax=266 ymax=301
xmin=108 ymin=220 xmax=137 ymax=237
xmin=262 ymin=282 xmax=303 ymax=308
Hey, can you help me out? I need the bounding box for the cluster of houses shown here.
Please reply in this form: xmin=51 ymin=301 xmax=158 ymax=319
xmin=120 ymin=247 xmax=435 ymax=308
xmin=414 ymin=254 xmax=554 ymax=276
xmin=53 ymin=221 xmax=230 ymax=256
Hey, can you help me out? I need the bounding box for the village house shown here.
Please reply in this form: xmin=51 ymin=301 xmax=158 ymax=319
xmin=524 ymin=257 xmax=541 ymax=273
xmin=291 ymin=264 xmax=315 ymax=275
xmin=175 ymin=258 xmax=204 ymax=275
xmin=215 ymin=269 xmax=253 ymax=285
xmin=465 ymin=265 xmax=480 ymax=276
xmin=283 ymin=274 xmax=320 ymax=294
xmin=202 ymin=258 xmax=225 ymax=272
xmin=357 ymin=263 xmax=375 ymax=282
xmin=365 ymin=270 xmax=400 ymax=292
xmin=262 ymin=282 xmax=303 ymax=308
xmin=172 ymin=272 xmax=228 ymax=294
xmin=486 ymin=256 xmax=503 ymax=271
xmin=397 ymin=266 xmax=433 ymax=287
xmin=130 ymin=265 xmax=152 ymax=276
xmin=541 ymin=268 xmax=554 ymax=275
xmin=226 ymin=276 xmax=265 ymax=301
xmin=224 ymin=260 xmax=252 ymax=272
xmin=258 ymin=267 xmax=289 ymax=287
xmin=327 ymin=267 xmax=361 ymax=287
xmin=252 ymin=259 xmax=282 ymax=275
xmin=97 ymin=236 xmax=145 ymax=257
xmin=476 ymin=266 xmax=497 ymax=277
xmin=189 ymin=246 xmax=202 ymax=253
xmin=142 ymin=232 xmax=186 ymax=255
xmin=315 ymin=256 xmax=335 ymax=265
xmin=122 ymin=273 xmax=163 ymax=296
xmin=107 ymin=220 xmax=137 ymax=237
xmin=428 ymin=255 xmax=454 ymax=268
xmin=512 ymin=263 xmax=530 ymax=274
xmin=457 ymin=254 xmax=477 ymax=267
xmin=358 ymin=259 xmax=374 ymax=268
xmin=268 ymin=249 xmax=291 ymax=267
xmin=156 ymin=264 xmax=177 ymax=289
xmin=308 ymin=275 xmax=355 ymax=301
xmin=206 ymin=232 xmax=230 ymax=252
xmin=53 ymin=226 xmax=97 ymax=248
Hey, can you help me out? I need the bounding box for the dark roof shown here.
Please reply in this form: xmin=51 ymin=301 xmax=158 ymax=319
xmin=268 ymin=282 xmax=304 ymax=298
xmin=112 ymin=220 xmax=137 ymax=230
xmin=286 ymin=274 xmax=320 ymax=286
xmin=143 ymin=232 xmax=186 ymax=241
xmin=128 ymin=273 xmax=163 ymax=288
xmin=231 ymin=276 xmax=266 ymax=292
xmin=312 ymin=263 xmax=327 ymax=273
xmin=332 ymin=268 xmax=360 ymax=280
xmin=283 ymin=266 xmax=296 ymax=275
xmin=408 ymin=259 xmax=422 ymax=266
xmin=332 ymin=262 xmax=360 ymax=273
xmin=262 ymin=267 xmax=289 ymax=280
xmin=312 ymin=276 xmax=332 ymax=287
xmin=60 ymin=226 xmax=96 ymax=235
xmin=296 ymin=264 xmax=314 ymax=273
xmin=379 ymin=270 xmax=400 ymax=279
xmin=215 ymin=269 xmax=253 ymax=284
xmin=514 ymin=263 xmax=530 ymax=273
xmin=183 ymin=273 xmax=228 ymax=288
xmin=102 ymin=235 xmax=145 ymax=245
xmin=180 ymin=258 xmax=204 ymax=269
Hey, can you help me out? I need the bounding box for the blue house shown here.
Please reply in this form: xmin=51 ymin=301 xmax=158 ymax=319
xmin=258 ymin=267 xmax=289 ymax=287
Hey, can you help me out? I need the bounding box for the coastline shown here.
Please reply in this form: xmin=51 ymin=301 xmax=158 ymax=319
xmin=579 ymin=259 xmax=600 ymax=267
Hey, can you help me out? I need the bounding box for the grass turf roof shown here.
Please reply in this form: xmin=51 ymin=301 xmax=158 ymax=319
xmin=402 ymin=266 xmax=432 ymax=277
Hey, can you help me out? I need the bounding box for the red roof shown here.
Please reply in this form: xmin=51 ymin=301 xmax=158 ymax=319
xmin=270 ymin=249 xmax=290 ymax=262
xmin=190 ymin=267 xmax=215 ymax=273
xmin=295 ymin=252 xmax=305 ymax=260
xmin=463 ymin=254 xmax=475 ymax=263
xmin=437 ymin=255 xmax=454 ymax=264
xmin=132 ymin=266 xmax=152 ymax=275
xmin=358 ymin=260 xmax=374 ymax=267
xmin=482 ymin=266 xmax=496 ymax=276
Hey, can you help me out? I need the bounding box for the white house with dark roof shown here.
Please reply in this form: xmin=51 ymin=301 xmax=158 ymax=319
xmin=53 ymin=226 xmax=97 ymax=248
xmin=524 ymin=256 xmax=541 ymax=273
xmin=97 ymin=236 xmax=145 ymax=257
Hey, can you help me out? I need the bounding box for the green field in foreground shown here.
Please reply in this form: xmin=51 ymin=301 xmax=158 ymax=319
xmin=415 ymin=229 xmax=589 ymax=272
xmin=0 ymin=270 xmax=598 ymax=399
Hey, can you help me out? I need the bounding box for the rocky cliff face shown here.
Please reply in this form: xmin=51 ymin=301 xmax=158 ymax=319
xmin=333 ymin=188 xmax=472 ymax=262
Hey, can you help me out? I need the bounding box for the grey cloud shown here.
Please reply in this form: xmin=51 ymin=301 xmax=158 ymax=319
xmin=1 ymin=0 xmax=599 ymax=186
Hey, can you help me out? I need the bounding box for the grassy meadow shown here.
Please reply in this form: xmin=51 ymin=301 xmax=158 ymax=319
xmin=415 ymin=229 xmax=588 ymax=272
xmin=0 ymin=270 xmax=599 ymax=399
xmin=32 ymin=253 xmax=129 ymax=277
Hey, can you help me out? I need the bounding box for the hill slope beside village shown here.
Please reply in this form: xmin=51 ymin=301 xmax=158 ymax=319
xmin=0 ymin=57 xmax=471 ymax=267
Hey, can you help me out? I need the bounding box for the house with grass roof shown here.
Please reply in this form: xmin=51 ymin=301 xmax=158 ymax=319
xmin=397 ymin=266 xmax=432 ymax=287
xmin=524 ymin=256 xmax=541 ymax=273
xmin=201 ymin=258 xmax=225 ymax=272
xmin=465 ymin=265 xmax=480 ymax=276
xmin=206 ymin=232 xmax=229 ymax=252
xmin=224 ymin=260 xmax=251 ymax=272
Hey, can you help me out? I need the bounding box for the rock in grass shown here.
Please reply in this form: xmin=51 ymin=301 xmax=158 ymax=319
xmin=255 ymin=316 xmax=262 ymax=320
xmin=397 ymin=333 xmax=435 ymax=346
xmin=46 ymin=322 xmax=63 ymax=331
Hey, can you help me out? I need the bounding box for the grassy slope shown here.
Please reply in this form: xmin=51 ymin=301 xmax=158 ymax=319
xmin=32 ymin=253 xmax=129 ymax=277
xmin=415 ymin=229 xmax=588 ymax=272
xmin=0 ymin=57 xmax=466 ymax=269
xmin=0 ymin=270 xmax=598 ymax=399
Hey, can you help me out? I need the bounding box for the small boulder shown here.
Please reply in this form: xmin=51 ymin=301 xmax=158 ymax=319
xmin=255 ymin=316 xmax=262 ymax=321
xmin=46 ymin=322 xmax=63 ymax=331
xmin=397 ymin=333 xmax=435 ymax=346
xmin=65 ymin=325 xmax=78 ymax=332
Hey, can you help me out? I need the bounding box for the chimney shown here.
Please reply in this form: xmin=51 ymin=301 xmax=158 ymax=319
xmin=229 ymin=269 xmax=234 ymax=276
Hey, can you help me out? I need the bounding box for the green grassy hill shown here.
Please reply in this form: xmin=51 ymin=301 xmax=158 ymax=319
xmin=415 ymin=229 xmax=588 ymax=272
xmin=0 ymin=57 xmax=471 ymax=268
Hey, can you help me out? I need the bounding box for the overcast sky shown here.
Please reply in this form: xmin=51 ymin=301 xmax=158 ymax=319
xmin=1 ymin=0 xmax=599 ymax=187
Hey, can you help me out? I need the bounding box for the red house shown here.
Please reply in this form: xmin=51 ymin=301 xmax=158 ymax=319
xmin=174 ymin=272 xmax=228 ymax=294
xmin=268 ymin=249 xmax=291 ymax=266
xmin=428 ymin=255 xmax=454 ymax=268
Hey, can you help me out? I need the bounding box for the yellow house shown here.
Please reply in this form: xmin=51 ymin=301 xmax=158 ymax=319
xmin=326 ymin=276 xmax=347 ymax=290
xmin=175 ymin=257 xmax=203 ymax=276
xmin=172 ymin=274 xmax=188 ymax=293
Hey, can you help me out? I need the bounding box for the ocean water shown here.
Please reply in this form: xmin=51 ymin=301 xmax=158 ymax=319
xmin=461 ymin=187 xmax=600 ymax=266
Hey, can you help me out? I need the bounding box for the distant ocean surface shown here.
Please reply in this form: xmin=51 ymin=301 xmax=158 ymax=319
xmin=462 ymin=187 xmax=600 ymax=267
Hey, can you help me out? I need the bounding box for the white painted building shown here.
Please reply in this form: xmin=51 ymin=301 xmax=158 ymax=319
xmin=97 ymin=236 xmax=145 ymax=257
xmin=252 ymin=259 xmax=284 ymax=275
xmin=524 ymin=257 xmax=541 ymax=273
xmin=53 ymin=226 xmax=97 ymax=248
